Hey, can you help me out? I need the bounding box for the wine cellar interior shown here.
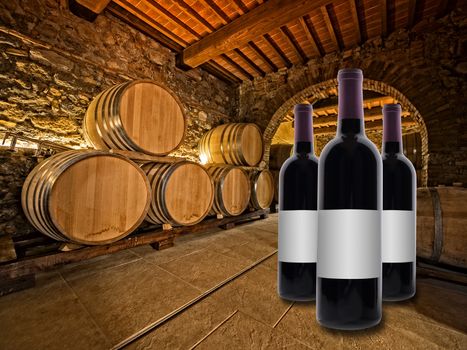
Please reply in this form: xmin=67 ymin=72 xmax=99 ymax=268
xmin=0 ymin=0 xmax=466 ymax=349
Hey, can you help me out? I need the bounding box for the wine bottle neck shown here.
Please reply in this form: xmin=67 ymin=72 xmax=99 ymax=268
xmin=294 ymin=104 xmax=314 ymax=155
xmin=337 ymin=70 xmax=365 ymax=136
xmin=383 ymin=141 xmax=402 ymax=154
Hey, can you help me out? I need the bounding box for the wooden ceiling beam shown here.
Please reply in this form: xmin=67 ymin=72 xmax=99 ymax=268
xmin=280 ymin=26 xmax=307 ymax=64
xmin=220 ymin=54 xmax=254 ymax=80
xmin=173 ymin=0 xmax=216 ymax=32
xmin=298 ymin=16 xmax=323 ymax=57
xmin=146 ymin=0 xmax=202 ymax=40
xmin=381 ymin=0 xmax=388 ymax=37
xmin=199 ymin=0 xmax=230 ymax=25
xmin=233 ymin=48 xmax=266 ymax=77
xmin=349 ymin=0 xmax=362 ymax=44
xmin=69 ymin=0 xmax=111 ymax=21
xmin=113 ymin=0 xmax=189 ymax=47
xmin=320 ymin=5 xmax=341 ymax=51
xmin=231 ymin=0 xmax=249 ymax=15
xmin=203 ymin=60 xmax=243 ymax=84
xmin=247 ymin=41 xmax=278 ymax=72
xmin=315 ymin=119 xmax=417 ymax=135
xmin=263 ymin=34 xmax=292 ymax=68
xmin=107 ymin=2 xmax=184 ymax=52
xmin=181 ymin=0 xmax=331 ymax=68
xmin=313 ymin=109 xmax=412 ymax=127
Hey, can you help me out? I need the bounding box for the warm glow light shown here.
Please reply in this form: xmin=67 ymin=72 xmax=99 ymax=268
xmin=199 ymin=153 xmax=208 ymax=165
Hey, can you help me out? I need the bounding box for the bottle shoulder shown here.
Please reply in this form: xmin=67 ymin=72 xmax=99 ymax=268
xmin=279 ymin=154 xmax=318 ymax=175
xmin=319 ymin=135 xmax=382 ymax=163
xmin=382 ymin=153 xmax=416 ymax=174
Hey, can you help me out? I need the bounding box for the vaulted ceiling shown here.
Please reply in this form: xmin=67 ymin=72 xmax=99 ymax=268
xmin=73 ymin=0 xmax=456 ymax=84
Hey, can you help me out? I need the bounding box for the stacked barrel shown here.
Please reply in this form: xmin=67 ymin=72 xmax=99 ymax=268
xmin=22 ymin=80 xmax=215 ymax=245
xmin=268 ymin=144 xmax=293 ymax=204
xmin=199 ymin=123 xmax=273 ymax=216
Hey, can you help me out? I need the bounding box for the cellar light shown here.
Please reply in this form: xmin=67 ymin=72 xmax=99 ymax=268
xmin=199 ymin=153 xmax=208 ymax=165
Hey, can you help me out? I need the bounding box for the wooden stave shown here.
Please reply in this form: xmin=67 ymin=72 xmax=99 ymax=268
xmin=271 ymin=170 xmax=280 ymax=203
xmin=417 ymin=187 xmax=467 ymax=269
xmin=21 ymin=150 xmax=151 ymax=245
xmin=249 ymin=169 xmax=274 ymax=209
xmin=84 ymin=80 xmax=186 ymax=156
xmin=206 ymin=165 xmax=251 ymax=216
xmin=269 ymin=144 xmax=293 ymax=170
xmin=199 ymin=123 xmax=263 ymax=166
xmin=142 ymin=161 xmax=214 ymax=226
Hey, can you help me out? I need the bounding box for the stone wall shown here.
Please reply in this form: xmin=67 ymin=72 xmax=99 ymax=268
xmin=0 ymin=0 xmax=237 ymax=162
xmin=238 ymin=9 xmax=467 ymax=186
xmin=0 ymin=0 xmax=238 ymax=236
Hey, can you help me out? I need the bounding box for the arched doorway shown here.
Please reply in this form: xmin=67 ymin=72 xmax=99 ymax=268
xmin=263 ymin=79 xmax=429 ymax=187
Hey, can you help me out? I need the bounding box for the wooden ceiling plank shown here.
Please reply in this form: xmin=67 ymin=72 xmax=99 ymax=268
xmin=247 ymin=41 xmax=278 ymax=71
xmin=114 ymin=0 xmax=189 ymax=47
xmin=72 ymin=0 xmax=111 ymax=14
xmin=173 ymin=0 xmax=216 ymax=32
xmin=198 ymin=0 xmax=230 ymax=25
xmin=231 ymin=0 xmax=249 ymax=15
xmin=349 ymin=0 xmax=362 ymax=44
xmin=203 ymin=60 xmax=242 ymax=84
xmin=320 ymin=5 xmax=341 ymax=51
xmin=298 ymin=16 xmax=322 ymax=57
xmin=221 ymin=54 xmax=254 ymax=80
xmin=107 ymin=2 xmax=184 ymax=51
xmin=181 ymin=0 xmax=332 ymax=68
xmin=146 ymin=0 xmax=202 ymax=40
xmin=233 ymin=48 xmax=266 ymax=76
xmin=280 ymin=25 xmax=307 ymax=64
xmin=381 ymin=0 xmax=388 ymax=37
xmin=263 ymin=34 xmax=292 ymax=68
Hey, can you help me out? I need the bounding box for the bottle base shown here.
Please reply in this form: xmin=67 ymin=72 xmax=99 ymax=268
xmin=279 ymin=293 xmax=315 ymax=302
xmin=383 ymin=290 xmax=416 ymax=302
xmin=317 ymin=316 xmax=382 ymax=331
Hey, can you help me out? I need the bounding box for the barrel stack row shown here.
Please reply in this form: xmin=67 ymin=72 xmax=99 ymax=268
xmin=198 ymin=122 xmax=274 ymax=216
xmin=21 ymin=80 xmax=272 ymax=245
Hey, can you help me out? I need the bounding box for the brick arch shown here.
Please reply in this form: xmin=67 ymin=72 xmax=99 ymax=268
xmin=262 ymin=79 xmax=429 ymax=186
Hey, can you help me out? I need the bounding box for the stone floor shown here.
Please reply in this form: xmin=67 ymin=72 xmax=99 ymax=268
xmin=0 ymin=213 xmax=466 ymax=350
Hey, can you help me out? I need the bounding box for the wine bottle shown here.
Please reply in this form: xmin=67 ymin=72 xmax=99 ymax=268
xmin=317 ymin=68 xmax=382 ymax=330
xmin=382 ymin=104 xmax=416 ymax=301
xmin=278 ymin=104 xmax=319 ymax=301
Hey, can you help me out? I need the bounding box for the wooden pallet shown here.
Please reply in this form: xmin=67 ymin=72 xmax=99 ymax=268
xmin=0 ymin=209 xmax=269 ymax=296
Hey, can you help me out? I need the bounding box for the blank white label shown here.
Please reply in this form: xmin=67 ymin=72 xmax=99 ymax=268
xmin=382 ymin=210 xmax=416 ymax=263
xmin=278 ymin=210 xmax=318 ymax=263
xmin=318 ymin=210 xmax=381 ymax=279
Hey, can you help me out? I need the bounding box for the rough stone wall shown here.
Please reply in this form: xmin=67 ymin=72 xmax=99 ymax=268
xmin=238 ymin=9 xmax=467 ymax=186
xmin=0 ymin=0 xmax=237 ymax=162
xmin=0 ymin=0 xmax=238 ymax=236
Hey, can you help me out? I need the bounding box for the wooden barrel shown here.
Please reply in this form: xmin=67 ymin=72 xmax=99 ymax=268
xmin=271 ymin=169 xmax=280 ymax=203
xmin=21 ymin=150 xmax=150 ymax=245
xmin=250 ymin=170 xmax=274 ymax=209
xmin=84 ymin=80 xmax=186 ymax=156
xmin=142 ymin=161 xmax=214 ymax=226
xmin=206 ymin=165 xmax=251 ymax=216
xmin=269 ymin=144 xmax=293 ymax=170
xmin=417 ymin=187 xmax=467 ymax=268
xmin=199 ymin=123 xmax=263 ymax=166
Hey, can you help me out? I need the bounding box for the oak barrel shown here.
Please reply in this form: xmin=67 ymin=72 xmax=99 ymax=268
xmin=250 ymin=170 xmax=274 ymax=209
xmin=269 ymin=144 xmax=293 ymax=170
xmin=199 ymin=123 xmax=263 ymax=166
xmin=142 ymin=161 xmax=214 ymax=226
xmin=271 ymin=170 xmax=280 ymax=203
xmin=21 ymin=150 xmax=151 ymax=245
xmin=84 ymin=80 xmax=186 ymax=156
xmin=206 ymin=165 xmax=251 ymax=216
xmin=417 ymin=187 xmax=467 ymax=268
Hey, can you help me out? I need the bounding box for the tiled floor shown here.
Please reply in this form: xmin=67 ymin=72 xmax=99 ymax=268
xmin=0 ymin=214 xmax=466 ymax=349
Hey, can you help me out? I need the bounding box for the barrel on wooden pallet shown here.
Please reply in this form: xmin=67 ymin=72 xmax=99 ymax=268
xmin=206 ymin=165 xmax=251 ymax=216
xmin=199 ymin=123 xmax=263 ymax=166
xmin=21 ymin=150 xmax=151 ymax=245
xmin=417 ymin=186 xmax=467 ymax=269
xmin=250 ymin=169 xmax=274 ymax=210
xmin=269 ymin=144 xmax=293 ymax=170
xmin=142 ymin=161 xmax=214 ymax=226
xmin=84 ymin=80 xmax=186 ymax=156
